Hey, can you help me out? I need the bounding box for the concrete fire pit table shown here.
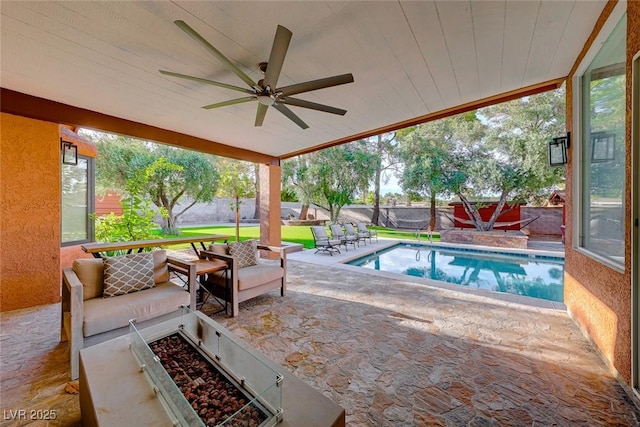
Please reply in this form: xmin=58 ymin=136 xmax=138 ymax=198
xmin=79 ymin=309 xmax=345 ymax=427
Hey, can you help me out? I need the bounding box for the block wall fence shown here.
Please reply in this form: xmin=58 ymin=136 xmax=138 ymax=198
xmin=131 ymin=197 xmax=564 ymax=237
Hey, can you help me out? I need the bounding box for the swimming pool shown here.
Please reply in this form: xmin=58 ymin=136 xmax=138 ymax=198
xmin=346 ymin=243 xmax=564 ymax=302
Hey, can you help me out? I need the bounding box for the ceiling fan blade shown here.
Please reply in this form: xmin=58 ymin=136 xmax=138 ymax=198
xmin=277 ymin=73 xmax=354 ymax=97
xmin=279 ymin=97 xmax=347 ymax=115
xmin=174 ymin=20 xmax=257 ymax=89
xmin=255 ymin=103 xmax=268 ymax=126
xmin=263 ymin=25 xmax=292 ymax=90
xmin=273 ymin=103 xmax=308 ymax=129
xmin=202 ymin=96 xmax=255 ymax=110
xmin=159 ymin=70 xmax=254 ymax=94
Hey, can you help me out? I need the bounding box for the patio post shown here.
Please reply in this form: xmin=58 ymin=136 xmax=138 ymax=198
xmin=259 ymin=162 xmax=282 ymax=257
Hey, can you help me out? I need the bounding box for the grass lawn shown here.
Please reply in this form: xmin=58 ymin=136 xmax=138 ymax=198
xmin=160 ymin=225 xmax=439 ymax=249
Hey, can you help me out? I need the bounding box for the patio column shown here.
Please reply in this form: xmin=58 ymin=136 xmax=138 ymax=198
xmin=259 ymin=162 xmax=281 ymax=250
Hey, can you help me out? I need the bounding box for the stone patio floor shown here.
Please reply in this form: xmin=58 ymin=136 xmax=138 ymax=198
xmin=2 ymin=239 xmax=640 ymax=426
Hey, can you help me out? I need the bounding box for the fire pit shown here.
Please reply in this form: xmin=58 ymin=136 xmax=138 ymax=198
xmin=129 ymin=307 xmax=283 ymax=427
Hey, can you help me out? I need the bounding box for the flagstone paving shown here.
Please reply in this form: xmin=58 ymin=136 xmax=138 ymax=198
xmin=206 ymin=260 xmax=640 ymax=426
xmin=2 ymin=254 xmax=640 ymax=426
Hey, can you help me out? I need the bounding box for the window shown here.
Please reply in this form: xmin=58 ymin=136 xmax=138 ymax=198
xmin=578 ymin=13 xmax=626 ymax=268
xmin=61 ymin=155 xmax=94 ymax=245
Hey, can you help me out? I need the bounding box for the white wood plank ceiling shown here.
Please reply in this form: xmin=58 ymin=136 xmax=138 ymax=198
xmin=0 ymin=1 xmax=606 ymax=158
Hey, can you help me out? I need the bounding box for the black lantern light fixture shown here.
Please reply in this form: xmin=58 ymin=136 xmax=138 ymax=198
xmin=61 ymin=138 xmax=78 ymax=165
xmin=548 ymin=132 xmax=570 ymax=166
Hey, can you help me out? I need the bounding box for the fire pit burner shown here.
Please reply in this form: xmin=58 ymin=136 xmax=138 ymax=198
xmin=128 ymin=307 xmax=282 ymax=426
xmin=150 ymin=333 xmax=268 ymax=427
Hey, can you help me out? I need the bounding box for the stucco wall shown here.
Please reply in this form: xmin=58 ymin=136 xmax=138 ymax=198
xmin=1 ymin=113 xmax=61 ymax=311
xmin=564 ymin=0 xmax=636 ymax=386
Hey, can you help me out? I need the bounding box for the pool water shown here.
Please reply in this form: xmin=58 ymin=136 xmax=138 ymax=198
xmin=346 ymin=243 xmax=564 ymax=302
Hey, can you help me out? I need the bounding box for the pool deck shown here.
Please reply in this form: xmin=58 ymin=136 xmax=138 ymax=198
xmin=3 ymin=238 xmax=640 ymax=425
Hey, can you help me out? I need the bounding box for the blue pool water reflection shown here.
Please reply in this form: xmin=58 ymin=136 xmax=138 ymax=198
xmin=346 ymin=243 xmax=564 ymax=302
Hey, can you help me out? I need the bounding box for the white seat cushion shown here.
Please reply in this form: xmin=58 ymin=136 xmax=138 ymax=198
xmin=82 ymin=282 xmax=189 ymax=337
xmin=237 ymin=264 xmax=284 ymax=291
xmin=206 ymin=263 xmax=284 ymax=292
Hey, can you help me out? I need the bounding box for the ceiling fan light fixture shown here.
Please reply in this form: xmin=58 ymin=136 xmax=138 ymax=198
xmin=258 ymin=95 xmax=275 ymax=106
xmin=166 ymin=21 xmax=353 ymax=129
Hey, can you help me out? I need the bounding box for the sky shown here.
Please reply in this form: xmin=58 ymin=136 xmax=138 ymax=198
xmin=380 ymin=175 xmax=402 ymax=194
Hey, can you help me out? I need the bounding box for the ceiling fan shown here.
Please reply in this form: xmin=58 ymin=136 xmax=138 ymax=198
xmin=160 ymin=20 xmax=354 ymax=129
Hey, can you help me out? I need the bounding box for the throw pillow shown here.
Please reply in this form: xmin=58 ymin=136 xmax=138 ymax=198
xmin=103 ymin=252 xmax=155 ymax=298
xmin=228 ymin=239 xmax=258 ymax=269
xmin=72 ymin=258 xmax=105 ymax=300
xmin=151 ymin=250 xmax=169 ymax=284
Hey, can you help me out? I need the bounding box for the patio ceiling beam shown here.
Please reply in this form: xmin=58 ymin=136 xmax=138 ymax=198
xmin=280 ymin=77 xmax=566 ymax=159
xmin=0 ymin=88 xmax=279 ymax=165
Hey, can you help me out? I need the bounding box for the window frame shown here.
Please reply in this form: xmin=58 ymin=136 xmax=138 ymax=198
xmin=572 ymin=3 xmax=627 ymax=272
xmin=61 ymin=153 xmax=95 ymax=247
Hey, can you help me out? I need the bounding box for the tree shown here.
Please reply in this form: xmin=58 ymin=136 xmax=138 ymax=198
xmin=282 ymin=155 xmax=315 ymax=220
xmin=395 ymin=88 xmax=566 ymax=232
xmin=95 ymin=135 xmax=220 ymax=234
xmin=476 ymin=87 xmax=566 ymax=223
xmin=397 ymin=112 xmax=483 ymax=231
xmin=216 ymin=159 xmax=255 ymax=242
xmin=283 ymin=142 xmax=379 ymax=223
xmin=364 ymin=133 xmax=397 ymax=225
xmin=93 ymin=170 xmax=163 ymax=246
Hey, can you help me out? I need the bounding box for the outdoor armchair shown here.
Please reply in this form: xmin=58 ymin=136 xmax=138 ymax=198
xmin=199 ymin=240 xmax=287 ymax=317
xmin=344 ymin=222 xmax=369 ymax=246
xmin=310 ymin=226 xmax=342 ymax=255
xmin=329 ymin=223 xmax=358 ymax=251
xmin=357 ymin=222 xmax=378 ymax=243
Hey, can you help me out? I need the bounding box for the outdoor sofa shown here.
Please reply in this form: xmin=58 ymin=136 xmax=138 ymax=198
xmin=61 ymin=250 xmax=197 ymax=380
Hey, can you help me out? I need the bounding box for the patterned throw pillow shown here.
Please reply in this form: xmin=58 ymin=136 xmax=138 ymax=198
xmin=103 ymin=252 xmax=155 ymax=298
xmin=228 ymin=239 xmax=258 ymax=269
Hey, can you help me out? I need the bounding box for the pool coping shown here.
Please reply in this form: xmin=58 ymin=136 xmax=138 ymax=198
xmin=289 ymin=238 xmax=567 ymax=311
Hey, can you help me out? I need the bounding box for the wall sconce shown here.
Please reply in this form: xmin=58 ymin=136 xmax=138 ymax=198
xmin=61 ymin=138 xmax=78 ymax=165
xmin=548 ymin=132 xmax=570 ymax=166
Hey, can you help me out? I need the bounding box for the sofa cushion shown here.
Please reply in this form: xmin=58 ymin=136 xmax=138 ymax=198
xmin=103 ymin=252 xmax=155 ymax=298
xmin=152 ymin=250 xmax=169 ymax=284
xmin=229 ymin=239 xmax=258 ymax=268
xmin=82 ymin=281 xmax=189 ymax=337
xmin=73 ymin=258 xmax=104 ymax=300
xmin=236 ymin=264 xmax=284 ymax=291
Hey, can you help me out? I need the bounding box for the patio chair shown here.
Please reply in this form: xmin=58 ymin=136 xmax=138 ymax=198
xmin=344 ymin=222 xmax=369 ymax=246
xmin=199 ymin=240 xmax=287 ymax=317
xmin=310 ymin=226 xmax=342 ymax=255
xmin=329 ymin=223 xmax=358 ymax=251
xmin=357 ymin=222 xmax=378 ymax=243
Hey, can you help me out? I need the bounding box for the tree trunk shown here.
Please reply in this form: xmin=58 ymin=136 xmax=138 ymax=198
xmin=164 ymin=215 xmax=180 ymax=236
xmin=429 ymin=193 xmax=437 ymax=232
xmin=485 ymin=189 xmax=510 ymax=231
xmin=459 ymin=193 xmax=485 ymax=231
xmin=299 ymin=203 xmax=309 ymax=220
xmin=329 ymin=205 xmax=340 ymax=223
xmin=372 ymin=189 xmax=380 ymax=225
